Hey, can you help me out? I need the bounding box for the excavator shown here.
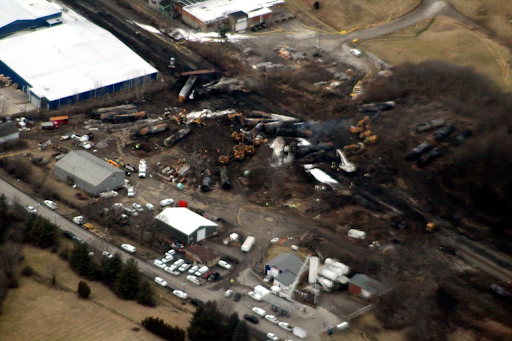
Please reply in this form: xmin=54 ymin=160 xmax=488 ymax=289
xmin=233 ymin=144 xmax=245 ymax=161
xmin=343 ymin=142 xmax=366 ymax=156
xmin=231 ymin=131 xmax=246 ymax=142
xmin=228 ymin=112 xmax=243 ymax=123
xmin=172 ymin=110 xmax=186 ymax=125
xmin=191 ymin=112 xmax=206 ymax=126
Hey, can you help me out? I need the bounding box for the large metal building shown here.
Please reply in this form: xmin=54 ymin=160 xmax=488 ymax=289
xmin=0 ymin=0 xmax=62 ymax=38
xmin=155 ymin=208 xmax=218 ymax=244
xmin=53 ymin=151 xmax=125 ymax=195
xmin=0 ymin=2 xmax=158 ymax=110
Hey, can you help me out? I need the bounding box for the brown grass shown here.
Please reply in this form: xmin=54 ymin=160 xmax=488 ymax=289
xmin=285 ymin=0 xmax=419 ymax=31
xmin=360 ymin=17 xmax=512 ymax=90
xmin=0 ymin=246 xmax=194 ymax=340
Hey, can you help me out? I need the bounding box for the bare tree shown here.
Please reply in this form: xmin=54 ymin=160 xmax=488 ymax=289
xmin=47 ymin=263 xmax=59 ymax=286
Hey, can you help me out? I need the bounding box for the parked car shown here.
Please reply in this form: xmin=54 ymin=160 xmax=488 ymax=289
xmin=266 ymin=332 xmax=280 ymax=341
xmin=165 ymin=249 xmax=176 ymax=257
xmin=208 ymin=272 xmax=220 ymax=282
xmin=278 ymin=322 xmax=293 ymax=332
xmin=73 ymin=236 xmax=85 ymax=244
xmin=179 ymin=263 xmax=192 ymax=272
xmin=190 ymin=298 xmax=204 ymax=307
xmin=73 ymin=216 xmax=84 ymax=225
xmin=132 ymin=203 xmax=144 ymax=212
xmin=195 ymin=266 xmax=209 ymax=277
xmin=121 ymin=244 xmax=136 ymax=253
xmin=218 ymin=260 xmax=232 ymax=270
xmin=154 ymin=277 xmax=167 ymax=287
xmin=248 ymin=291 xmax=262 ymax=302
xmin=188 ymin=265 xmax=199 ymax=274
xmin=270 ymin=237 xmax=279 ymax=243
xmin=252 ymin=307 xmax=266 ymax=317
xmin=44 ymin=200 xmax=57 ymax=210
xmin=145 ymin=203 xmax=154 ymax=210
xmin=62 ymin=230 xmax=76 ymax=240
xmin=173 ymin=259 xmax=185 ymax=267
xmin=224 ymin=289 xmax=233 ymax=298
xmin=172 ymin=290 xmax=188 ymax=300
xmin=127 ymin=187 xmax=135 ymax=197
xmin=153 ymin=260 xmax=166 ymax=269
xmin=25 ymin=205 xmax=37 ymax=214
xmin=186 ymin=275 xmax=202 ymax=286
xmin=162 ymin=256 xmax=174 ymax=264
xmin=265 ymin=314 xmax=279 ymax=324
xmin=350 ymin=49 xmax=362 ymax=57
xmin=164 ymin=267 xmax=180 ymax=276
xmin=102 ymin=251 xmax=113 ymax=259
xmin=233 ymin=293 xmax=241 ymax=302
xmin=160 ymin=198 xmax=174 ymax=208
xmin=243 ymin=314 xmax=259 ymax=324
xmin=202 ymin=270 xmax=213 ymax=279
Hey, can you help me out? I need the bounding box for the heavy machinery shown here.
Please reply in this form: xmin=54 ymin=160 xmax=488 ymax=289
xmin=228 ymin=112 xmax=243 ymax=123
xmin=108 ymin=159 xmax=119 ymax=168
xmin=350 ymin=116 xmax=371 ymax=137
xmin=172 ymin=110 xmax=186 ymax=125
xmin=343 ymin=142 xmax=365 ymax=156
xmin=218 ymin=154 xmax=230 ymax=165
xmin=231 ymin=131 xmax=246 ymax=142
xmin=336 ymin=149 xmax=357 ymax=173
xmin=233 ymin=144 xmax=245 ymax=161
xmin=425 ymin=222 xmax=436 ymax=233
xmin=191 ymin=112 xmax=206 ymax=126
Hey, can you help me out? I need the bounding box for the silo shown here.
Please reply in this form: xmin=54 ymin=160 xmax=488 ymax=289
xmin=309 ymin=257 xmax=319 ymax=284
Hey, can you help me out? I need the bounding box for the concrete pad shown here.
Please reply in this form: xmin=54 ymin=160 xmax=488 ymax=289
xmin=0 ymin=86 xmax=37 ymax=116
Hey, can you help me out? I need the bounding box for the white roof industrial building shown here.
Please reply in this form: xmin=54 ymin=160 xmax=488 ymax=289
xmin=155 ymin=208 xmax=218 ymax=244
xmin=0 ymin=1 xmax=158 ymax=109
xmin=53 ymin=150 xmax=125 ymax=195
xmin=0 ymin=0 xmax=61 ymax=36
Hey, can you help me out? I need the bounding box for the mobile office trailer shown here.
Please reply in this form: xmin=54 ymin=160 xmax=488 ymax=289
xmin=241 ymin=236 xmax=255 ymax=252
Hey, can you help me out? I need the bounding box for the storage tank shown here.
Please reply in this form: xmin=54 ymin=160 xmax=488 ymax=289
xmin=308 ymin=257 xmax=319 ymax=284
xmin=332 ymin=262 xmax=350 ymax=275
xmin=328 ymin=265 xmax=344 ymax=277
xmin=324 ymin=258 xmax=334 ymax=265
xmin=318 ymin=277 xmax=333 ymax=290
xmin=337 ymin=322 xmax=349 ymax=331
xmin=319 ymin=268 xmax=337 ymax=282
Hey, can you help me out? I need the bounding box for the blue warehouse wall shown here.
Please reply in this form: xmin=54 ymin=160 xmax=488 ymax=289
xmin=0 ymin=13 xmax=62 ymax=38
xmin=0 ymin=60 xmax=32 ymax=93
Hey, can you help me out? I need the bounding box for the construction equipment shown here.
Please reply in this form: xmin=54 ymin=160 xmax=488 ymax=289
xmin=228 ymin=112 xmax=243 ymax=122
xmin=191 ymin=112 xmax=206 ymax=126
xmin=350 ymin=116 xmax=370 ymax=136
xmin=233 ymin=144 xmax=245 ymax=161
xmin=336 ymin=149 xmax=357 ymax=173
xmin=364 ymin=135 xmax=377 ymax=144
xmin=172 ymin=110 xmax=186 ymax=125
xmin=343 ymin=142 xmax=366 ymax=156
xmin=218 ymin=151 xmax=230 ymax=165
xmin=425 ymin=222 xmax=436 ymax=233
xmin=231 ymin=131 xmax=246 ymax=142
xmin=108 ymin=159 xmax=119 ymax=168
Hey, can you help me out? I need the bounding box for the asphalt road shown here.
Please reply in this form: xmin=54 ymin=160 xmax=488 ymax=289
xmin=0 ymin=176 xmax=331 ymax=340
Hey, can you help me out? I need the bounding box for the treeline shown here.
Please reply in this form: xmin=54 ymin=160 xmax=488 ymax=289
xmin=0 ymin=193 xmax=59 ymax=314
xmin=142 ymin=316 xmax=185 ymax=341
xmin=187 ymin=301 xmax=249 ymax=341
xmin=64 ymin=244 xmax=155 ymax=306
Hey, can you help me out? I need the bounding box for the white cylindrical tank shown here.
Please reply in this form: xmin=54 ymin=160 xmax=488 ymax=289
xmin=318 ymin=277 xmax=333 ymax=289
xmin=332 ymin=262 xmax=350 ymax=275
xmin=309 ymin=257 xmax=319 ymax=284
xmin=337 ymin=322 xmax=349 ymax=331
xmin=319 ymin=268 xmax=337 ymax=282
xmin=328 ymin=265 xmax=344 ymax=277
xmin=324 ymin=258 xmax=334 ymax=265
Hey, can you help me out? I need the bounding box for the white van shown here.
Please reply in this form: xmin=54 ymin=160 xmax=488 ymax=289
xmin=252 ymin=307 xmax=266 ymax=317
xmin=121 ymin=244 xmax=137 ymax=253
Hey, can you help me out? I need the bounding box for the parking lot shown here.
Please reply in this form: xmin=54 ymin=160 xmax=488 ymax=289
xmin=0 ymin=85 xmax=37 ymax=116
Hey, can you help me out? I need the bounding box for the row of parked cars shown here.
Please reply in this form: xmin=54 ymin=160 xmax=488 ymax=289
xmin=245 ymin=307 xmax=293 ymax=340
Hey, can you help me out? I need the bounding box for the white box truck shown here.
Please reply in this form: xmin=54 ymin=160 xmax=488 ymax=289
xmin=293 ymin=327 xmax=307 ymax=339
xmin=254 ymin=285 xmax=270 ymax=298
xmin=241 ymin=236 xmax=255 ymax=252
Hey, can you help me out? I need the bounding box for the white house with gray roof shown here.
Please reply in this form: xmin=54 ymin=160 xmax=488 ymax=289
xmin=265 ymin=252 xmax=308 ymax=291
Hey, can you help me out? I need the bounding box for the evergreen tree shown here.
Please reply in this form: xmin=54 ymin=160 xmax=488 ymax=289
xmin=225 ymin=312 xmax=240 ymax=340
xmin=77 ymin=280 xmax=91 ymax=298
xmin=101 ymin=253 xmax=123 ymax=287
xmin=187 ymin=301 xmax=225 ymax=341
xmin=137 ymin=279 xmax=156 ymax=307
xmin=232 ymin=321 xmax=249 ymax=341
xmin=25 ymin=216 xmax=57 ymax=248
xmin=114 ymin=258 xmax=140 ymax=300
xmin=69 ymin=243 xmax=92 ymax=276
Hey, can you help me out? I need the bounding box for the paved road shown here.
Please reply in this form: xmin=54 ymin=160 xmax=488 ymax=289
xmin=0 ymin=176 xmax=336 ymax=340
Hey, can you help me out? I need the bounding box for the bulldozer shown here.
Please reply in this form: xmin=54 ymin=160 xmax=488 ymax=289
xmin=231 ymin=131 xmax=246 ymax=142
xmin=191 ymin=112 xmax=206 ymax=126
xmin=172 ymin=110 xmax=186 ymax=125
xmin=343 ymin=142 xmax=366 ymax=156
xmin=425 ymin=222 xmax=436 ymax=233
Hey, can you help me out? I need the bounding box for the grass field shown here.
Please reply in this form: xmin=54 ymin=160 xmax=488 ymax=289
xmin=285 ymin=0 xmax=419 ymax=31
xmin=360 ymin=17 xmax=512 ymax=90
xmin=448 ymin=0 xmax=512 ymax=47
xmin=0 ymin=246 xmax=194 ymax=340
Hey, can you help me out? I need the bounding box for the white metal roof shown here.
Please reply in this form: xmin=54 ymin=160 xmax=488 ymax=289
xmin=246 ymin=7 xmax=271 ymax=19
xmin=183 ymin=0 xmax=283 ymax=24
xmin=155 ymin=208 xmax=218 ymax=236
xmin=0 ymin=18 xmax=157 ymax=101
xmin=0 ymin=0 xmax=61 ymax=29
